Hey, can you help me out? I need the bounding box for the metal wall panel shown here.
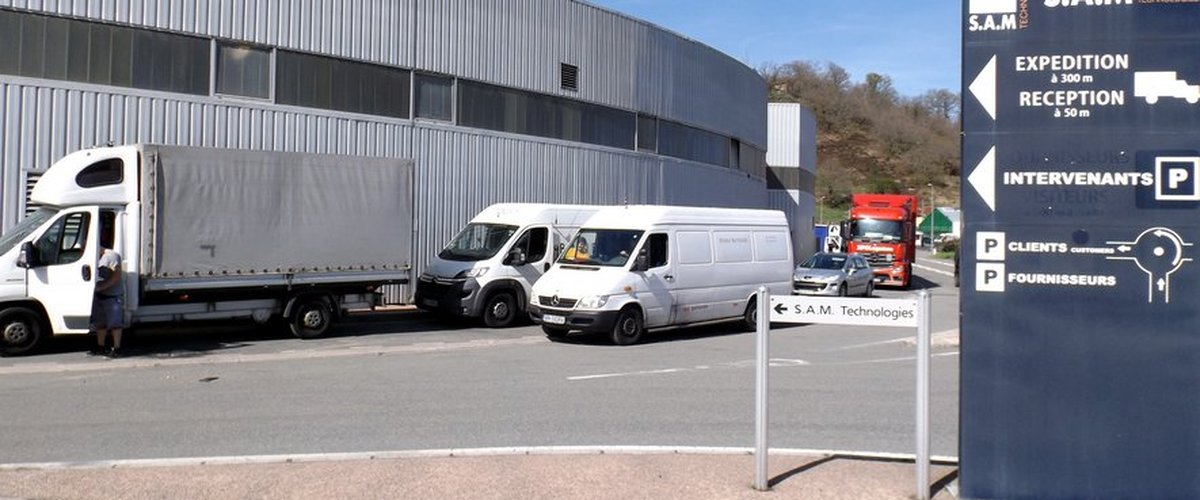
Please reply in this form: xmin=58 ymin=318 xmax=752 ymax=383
xmin=634 ymin=25 xmax=768 ymax=149
xmin=769 ymin=189 xmax=815 ymax=262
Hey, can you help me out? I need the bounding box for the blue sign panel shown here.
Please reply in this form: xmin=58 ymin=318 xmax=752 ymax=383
xmin=962 ymin=1 xmax=1200 ymax=498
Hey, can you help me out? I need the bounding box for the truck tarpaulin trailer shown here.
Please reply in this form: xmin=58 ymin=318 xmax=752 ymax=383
xmin=0 ymin=144 xmax=413 ymax=355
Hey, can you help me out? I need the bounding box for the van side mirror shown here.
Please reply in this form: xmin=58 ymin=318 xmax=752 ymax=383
xmin=506 ymin=248 xmax=527 ymax=266
xmin=17 ymin=242 xmax=37 ymax=268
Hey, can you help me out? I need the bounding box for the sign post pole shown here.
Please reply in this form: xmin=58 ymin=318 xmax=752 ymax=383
xmin=915 ymin=290 xmax=931 ymax=500
xmin=754 ymin=286 xmax=770 ymax=491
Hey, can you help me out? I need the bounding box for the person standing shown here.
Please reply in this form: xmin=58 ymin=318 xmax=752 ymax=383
xmin=90 ymin=212 xmax=126 ymax=358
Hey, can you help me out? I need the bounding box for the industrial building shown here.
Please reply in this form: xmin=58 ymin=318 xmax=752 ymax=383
xmin=0 ymin=0 xmax=813 ymax=301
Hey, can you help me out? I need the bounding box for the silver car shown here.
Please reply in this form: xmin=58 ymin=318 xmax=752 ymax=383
xmin=792 ymin=252 xmax=875 ymax=297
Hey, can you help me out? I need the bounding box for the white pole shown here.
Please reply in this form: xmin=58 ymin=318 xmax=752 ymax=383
xmin=754 ymin=286 xmax=770 ymax=491
xmin=915 ymin=290 xmax=932 ymax=500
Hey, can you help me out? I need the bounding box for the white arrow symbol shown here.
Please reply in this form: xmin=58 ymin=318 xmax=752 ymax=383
xmin=970 ymin=55 xmax=998 ymax=121
xmin=969 ymin=146 xmax=997 ymax=211
xmin=1117 ymin=245 xmax=1132 ymax=252
xmin=1157 ymin=278 xmax=1166 ymax=291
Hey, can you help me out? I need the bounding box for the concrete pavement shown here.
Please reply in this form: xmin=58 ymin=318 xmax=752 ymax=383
xmin=0 ymin=450 xmax=959 ymax=500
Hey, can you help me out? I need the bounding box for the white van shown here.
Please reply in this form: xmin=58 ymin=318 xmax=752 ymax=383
xmin=416 ymin=204 xmax=602 ymax=327
xmin=528 ymin=205 xmax=793 ymax=344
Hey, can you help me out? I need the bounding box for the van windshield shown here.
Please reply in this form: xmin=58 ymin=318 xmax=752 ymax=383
xmin=0 ymin=208 xmax=57 ymax=256
xmin=560 ymin=229 xmax=644 ymax=267
xmin=439 ymin=223 xmax=518 ymax=261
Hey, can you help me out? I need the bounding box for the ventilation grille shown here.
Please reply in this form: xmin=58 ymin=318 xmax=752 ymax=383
xmin=25 ymin=171 xmax=42 ymax=215
xmin=560 ymin=63 xmax=578 ymax=92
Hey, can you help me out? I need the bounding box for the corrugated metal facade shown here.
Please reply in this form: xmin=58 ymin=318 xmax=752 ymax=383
xmin=0 ymin=0 xmax=773 ymax=302
xmin=766 ymin=103 xmax=818 ymax=261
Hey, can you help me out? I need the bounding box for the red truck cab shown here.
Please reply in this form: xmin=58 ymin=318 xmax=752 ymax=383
xmin=844 ymin=194 xmax=918 ymax=288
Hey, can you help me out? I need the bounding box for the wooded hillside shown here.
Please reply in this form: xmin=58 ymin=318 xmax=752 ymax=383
xmin=762 ymin=61 xmax=961 ymax=216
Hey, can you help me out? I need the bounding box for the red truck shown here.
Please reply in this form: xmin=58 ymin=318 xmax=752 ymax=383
xmin=842 ymin=194 xmax=919 ymax=288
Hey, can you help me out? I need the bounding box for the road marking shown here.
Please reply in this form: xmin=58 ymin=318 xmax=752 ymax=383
xmin=823 ymin=329 xmax=959 ymax=352
xmin=567 ymin=358 xmax=810 ymax=381
xmin=0 ymin=336 xmax=548 ymax=376
xmin=823 ymin=351 xmax=959 ymax=367
xmin=917 ymin=258 xmax=955 ymax=269
xmin=913 ymin=263 xmax=954 ymax=277
xmin=0 ymin=446 xmax=958 ymax=471
xmin=568 ymin=368 xmax=690 ymax=381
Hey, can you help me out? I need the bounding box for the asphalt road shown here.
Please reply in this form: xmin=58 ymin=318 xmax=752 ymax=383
xmin=0 ymin=251 xmax=960 ymax=465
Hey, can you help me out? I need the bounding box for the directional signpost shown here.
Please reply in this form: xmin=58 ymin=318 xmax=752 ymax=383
xmin=962 ymin=1 xmax=1200 ymax=498
xmin=754 ymin=289 xmax=931 ymax=499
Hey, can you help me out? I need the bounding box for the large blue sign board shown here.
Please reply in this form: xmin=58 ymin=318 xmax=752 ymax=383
xmin=962 ymin=1 xmax=1200 ymax=498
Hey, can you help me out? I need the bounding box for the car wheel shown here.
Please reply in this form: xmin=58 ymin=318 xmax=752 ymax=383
xmin=542 ymin=325 xmax=569 ymax=340
xmin=0 ymin=307 xmax=46 ymax=356
xmin=482 ymin=291 xmax=518 ymax=328
xmin=837 ymin=283 xmax=848 ymax=297
xmin=289 ymin=297 xmax=333 ymax=339
xmin=864 ymin=280 xmax=875 ymax=297
xmin=610 ymin=307 xmax=644 ymax=345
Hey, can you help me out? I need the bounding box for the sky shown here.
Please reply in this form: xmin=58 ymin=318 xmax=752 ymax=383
xmin=589 ymin=0 xmax=962 ymax=97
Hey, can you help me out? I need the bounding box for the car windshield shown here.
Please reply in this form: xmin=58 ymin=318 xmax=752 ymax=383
xmin=851 ymin=218 xmax=903 ymax=242
xmin=559 ymin=229 xmax=644 ymax=267
xmin=0 ymin=207 xmax=57 ymax=256
xmin=801 ymin=254 xmax=847 ymax=270
xmin=438 ymin=223 xmax=519 ymax=261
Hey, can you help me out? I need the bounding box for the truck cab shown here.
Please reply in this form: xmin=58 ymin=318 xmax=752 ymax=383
xmin=415 ymin=204 xmax=601 ymax=327
xmin=844 ymin=194 xmax=918 ymax=288
xmin=0 ymin=146 xmax=139 ymax=355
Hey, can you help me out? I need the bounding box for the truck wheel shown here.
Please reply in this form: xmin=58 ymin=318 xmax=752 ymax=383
xmin=290 ymin=298 xmax=333 ymax=339
xmin=542 ymin=325 xmax=569 ymax=340
xmin=482 ymin=291 xmax=518 ymax=328
xmin=610 ymin=307 xmax=644 ymax=346
xmin=0 ymin=307 xmax=46 ymax=356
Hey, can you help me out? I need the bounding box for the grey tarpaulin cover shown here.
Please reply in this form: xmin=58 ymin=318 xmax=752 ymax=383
xmin=141 ymin=145 xmax=413 ymax=278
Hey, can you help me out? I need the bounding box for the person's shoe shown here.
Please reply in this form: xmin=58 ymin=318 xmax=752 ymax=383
xmin=105 ymin=347 xmax=122 ymax=359
xmin=87 ymin=347 xmax=107 ymax=356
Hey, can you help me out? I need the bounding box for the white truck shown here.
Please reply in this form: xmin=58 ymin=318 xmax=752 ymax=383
xmin=528 ymin=205 xmax=793 ymax=344
xmin=415 ymin=204 xmax=601 ymax=327
xmin=0 ymin=145 xmax=413 ymax=355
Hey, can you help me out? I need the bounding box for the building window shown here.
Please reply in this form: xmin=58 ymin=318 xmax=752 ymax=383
xmin=637 ymin=115 xmax=658 ymax=153
xmin=658 ymin=120 xmax=731 ymax=167
xmin=560 ymin=63 xmax=578 ymax=92
xmin=276 ymin=50 xmax=410 ymax=118
xmin=414 ymin=73 xmax=453 ymax=121
xmin=216 ymin=42 xmax=272 ymax=100
xmin=457 ymin=80 xmax=634 ymax=150
xmin=0 ymin=9 xmax=209 ymax=95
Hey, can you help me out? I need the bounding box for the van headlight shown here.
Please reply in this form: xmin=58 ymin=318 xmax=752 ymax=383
xmin=529 ymin=295 xmax=540 ymax=306
xmin=454 ymin=267 xmax=489 ymax=279
xmin=577 ymin=295 xmax=609 ymax=309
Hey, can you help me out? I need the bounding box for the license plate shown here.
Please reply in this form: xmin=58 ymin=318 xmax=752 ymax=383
xmin=422 ymin=298 xmax=438 ymax=307
xmin=543 ymin=314 xmax=566 ymax=325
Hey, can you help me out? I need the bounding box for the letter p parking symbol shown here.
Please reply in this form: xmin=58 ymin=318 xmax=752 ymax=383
xmin=1155 ymin=157 xmax=1200 ymax=201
